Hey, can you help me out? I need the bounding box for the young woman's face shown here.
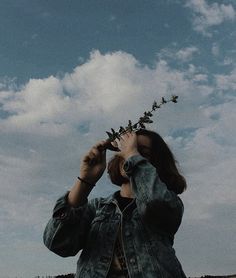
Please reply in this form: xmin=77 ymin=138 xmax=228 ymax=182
xmin=119 ymin=134 xmax=152 ymax=178
xmin=136 ymin=134 xmax=152 ymax=160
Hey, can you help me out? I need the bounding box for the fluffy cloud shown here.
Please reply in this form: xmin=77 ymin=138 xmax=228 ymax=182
xmin=215 ymin=69 xmax=236 ymax=91
xmin=176 ymin=46 xmax=199 ymax=62
xmin=0 ymin=50 xmax=236 ymax=276
xmin=211 ymin=42 xmax=220 ymax=56
xmin=185 ymin=0 xmax=236 ymax=36
xmin=158 ymin=46 xmax=199 ymax=63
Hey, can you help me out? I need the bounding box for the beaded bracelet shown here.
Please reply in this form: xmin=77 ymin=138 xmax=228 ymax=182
xmin=77 ymin=176 xmax=95 ymax=187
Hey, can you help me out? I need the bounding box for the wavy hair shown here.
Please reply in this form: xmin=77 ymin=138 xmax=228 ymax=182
xmin=107 ymin=129 xmax=187 ymax=195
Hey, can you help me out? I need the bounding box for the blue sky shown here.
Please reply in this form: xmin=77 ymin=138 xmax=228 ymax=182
xmin=0 ymin=1 xmax=236 ymax=277
xmin=1 ymin=0 xmax=191 ymax=83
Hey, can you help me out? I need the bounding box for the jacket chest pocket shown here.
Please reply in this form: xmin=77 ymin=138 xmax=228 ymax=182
xmin=90 ymin=213 xmax=110 ymax=235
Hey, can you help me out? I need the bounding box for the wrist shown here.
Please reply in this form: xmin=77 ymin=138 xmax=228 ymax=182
xmin=123 ymin=150 xmax=140 ymax=160
xmin=77 ymin=176 xmax=96 ymax=187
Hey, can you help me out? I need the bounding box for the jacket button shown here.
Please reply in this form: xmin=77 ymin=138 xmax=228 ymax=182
xmin=125 ymin=231 xmax=131 ymax=236
xmin=101 ymin=256 xmax=109 ymax=263
xmin=115 ymin=214 xmax=121 ymax=220
xmin=59 ymin=212 xmax=67 ymax=219
xmin=129 ymin=258 xmax=135 ymax=264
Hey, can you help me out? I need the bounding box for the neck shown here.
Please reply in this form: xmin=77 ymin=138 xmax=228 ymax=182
xmin=120 ymin=182 xmax=134 ymax=198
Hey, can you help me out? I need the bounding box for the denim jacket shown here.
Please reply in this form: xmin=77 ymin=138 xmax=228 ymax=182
xmin=43 ymin=154 xmax=187 ymax=278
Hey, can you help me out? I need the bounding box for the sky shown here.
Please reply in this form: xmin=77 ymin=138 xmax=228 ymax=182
xmin=0 ymin=0 xmax=236 ymax=277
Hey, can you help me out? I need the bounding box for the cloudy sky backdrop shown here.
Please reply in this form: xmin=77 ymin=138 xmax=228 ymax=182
xmin=0 ymin=0 xmax=236 ymax=277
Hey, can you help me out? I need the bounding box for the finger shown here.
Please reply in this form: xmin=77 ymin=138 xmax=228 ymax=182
xmin=86 ymin=154 xmax=98 ymax=165
xmin=89 ymin=149 xmax=99 ymax=158
xmin=83 ymin=154 xmax=92 ymax=163
xmin=124 ymin=130 xmax=132 ymax=134
xmin=105 ymin=140 xmax=119 ymax=151
xmin=119 ymin=134 xmax=126 ymax=141
xmin=83 ymin=149 xmax=98 ymax=163
xmin=126 ymin=130 xmax=134 ymax=137
xmin=91 ymin=147 xmax=106 ymax=162
xmin=121 ymin=130 xmax=132 ymax=138
xmin=95 ymin=140 xmax=108 ymax=152
xmin=111 ymin=141 xmax=118 ymax=148
xmin=114 ymin=138 xmax=121 ymax=149
xmin=93 ymin=141 xmax=104 ymax=149
xmin=125 ymin=130 xmax=135 ymax=137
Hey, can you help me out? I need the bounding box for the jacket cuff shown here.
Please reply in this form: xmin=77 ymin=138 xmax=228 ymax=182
xmin=123 ymin=154 xmax=148 ymax=176
xmin=52 ymin=191 xmax=88 ymax=221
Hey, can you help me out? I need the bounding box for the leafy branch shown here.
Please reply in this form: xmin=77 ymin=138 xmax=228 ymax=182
xmin=105 ymin=95 xmax=178 ymax=144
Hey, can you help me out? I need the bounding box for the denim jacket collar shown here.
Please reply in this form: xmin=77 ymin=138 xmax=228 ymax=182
xmin=99 ymin=191 xmax=118 ymax=205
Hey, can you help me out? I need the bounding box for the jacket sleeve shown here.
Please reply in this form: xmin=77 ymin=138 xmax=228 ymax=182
xmin=43 ymin=191 xmax=96 ymax=257
xmin=123 ymin=154 xmax=184 ymax=235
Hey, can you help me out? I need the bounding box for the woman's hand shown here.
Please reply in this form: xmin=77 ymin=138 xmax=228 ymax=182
xmin=112 ymin=131 xmax=140 ymax=160
xmin=79 ymin=140 xmax=107 ymax=185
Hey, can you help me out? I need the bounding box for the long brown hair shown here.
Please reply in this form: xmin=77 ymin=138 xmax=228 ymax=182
xmin=107 ymin=129 xmax=187 ymax=195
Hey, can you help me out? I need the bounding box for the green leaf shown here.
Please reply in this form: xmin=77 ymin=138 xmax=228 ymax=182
xmin=139 ymin=116 xmax=144 ymax=122
xmin=106 ymin=131 xmax=113 ymax=139
xmin=171 ymin=95 xmax=178 ymax=103
xmin=139 ymin=122 xmax=146 ymax=129
xmin=161 ymin=97 xmax=167 ymax=104
xmin=114 ymin=132 xmax=120 ymax=139
xmin=142 ymin=117 xmax=151 ymax=123
xmin=105 ymin=95 xmax=179 ymax=140
xmin=119 ymin=126 xmax=125 ymax=133
xmin=152 ymin=101 xmax=157 ymax=110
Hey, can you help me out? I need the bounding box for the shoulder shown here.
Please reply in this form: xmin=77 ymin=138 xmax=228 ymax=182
xmin=177 ymin=196 xmax=184 ymax=213
xmin=88 ymin=192 xmax=115 ymax=210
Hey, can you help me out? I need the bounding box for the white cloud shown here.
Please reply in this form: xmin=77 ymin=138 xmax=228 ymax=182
xmin=176 ymin=46 xmax=199 ymax=62
xmin=186 ymin=0 xmax=236 ymax=36
xmin=221 ymin=57 xmax=234 ymax=66
xmin=212 ymin=42 xmax=220 ymax=56
xmin=0 ymin=76 xmax=18 ymax=90
xmin=0 ymin=76 xmax=73 ymax=135
xmin=158 ymin=46 xmax=199 ymax=63
xmin=215 ymin=69 xmax=236 ymax=91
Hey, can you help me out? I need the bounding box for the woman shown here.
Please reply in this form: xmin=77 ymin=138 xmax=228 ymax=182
xmin=43 ymin=129 xmax=187 ymax=277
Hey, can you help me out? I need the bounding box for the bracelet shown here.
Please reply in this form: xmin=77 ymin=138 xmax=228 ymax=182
xmin=77 ymin=176 xmax=95 ymax=187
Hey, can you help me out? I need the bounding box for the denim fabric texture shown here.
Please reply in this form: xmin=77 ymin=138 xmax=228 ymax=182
xmin=43 ymin=154 xmax=187 ymax=278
